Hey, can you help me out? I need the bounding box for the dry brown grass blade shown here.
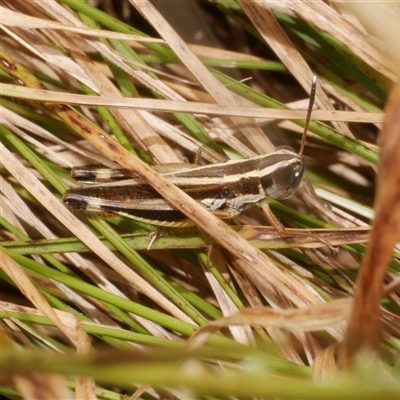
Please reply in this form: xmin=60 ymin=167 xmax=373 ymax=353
xmin=14 ymin=374 xmax=75 ymax=400
xmin=344 ymin=2 xmax=400 ymax=67
xmin=226 ymin=260 xmax=307 ymax=364
xmin=239 ymin=0 xmax=351 ymax=136
xmin=130 ymin=0 xmax=276 ymax=155
xmin=0 ymin=83 xmax=385 ymax=123
xmin=290 ymin=0 xmax=396 ymax=82
xmin=338 ymin=81 xmax=400 ymax=367
xmin=0 ymin=105 xmax=119 ymax=168
xmin=0 ymin=250 xmax=96 ymax=398
xmin=0 ymin=250 xmax=89 ymax=347
xmin=9 ymin=0 xmax=181 ymax=164
xmin=0 ymin=5 xmax=163 ymax=42
xmin=243 ymin=226 xmax=370 ymax=249
xmin=186 ymin=299 xmax=351 ymax=351
xmin=200 ymin=250 xmax=255 ymax=345
xmin=312 ymin=344 xmax=338 ymax=382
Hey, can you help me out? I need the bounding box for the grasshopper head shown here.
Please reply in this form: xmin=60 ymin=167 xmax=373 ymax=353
xmin=259 ymin=149 xmax=304 ymax=199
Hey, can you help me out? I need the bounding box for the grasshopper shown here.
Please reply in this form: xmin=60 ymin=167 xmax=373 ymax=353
xmin=63 ymin=77 xmax=317 ymax=228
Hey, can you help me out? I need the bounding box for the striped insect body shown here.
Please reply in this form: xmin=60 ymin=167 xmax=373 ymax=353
xmin=63 ymin=77 xmax=317 ymax=227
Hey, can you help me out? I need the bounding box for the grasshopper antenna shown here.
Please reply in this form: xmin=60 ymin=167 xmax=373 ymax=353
xmin=299 ymin=75 xmax=317 ymax=157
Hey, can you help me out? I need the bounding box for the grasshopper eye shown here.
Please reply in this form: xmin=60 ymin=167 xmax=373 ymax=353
xmin=265 ymin=160 xmax=304 ymax=200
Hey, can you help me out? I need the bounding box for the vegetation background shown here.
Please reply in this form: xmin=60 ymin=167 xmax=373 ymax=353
xmin=1 ymin=1 xmax=400 ymax=399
